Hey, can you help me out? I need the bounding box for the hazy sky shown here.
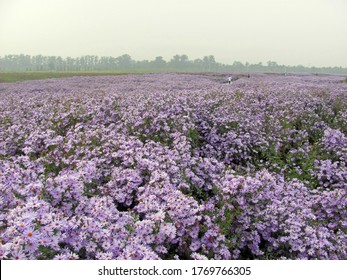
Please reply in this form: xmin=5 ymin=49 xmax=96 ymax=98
xmin=1 ymin=0 xmax=346 ymax=67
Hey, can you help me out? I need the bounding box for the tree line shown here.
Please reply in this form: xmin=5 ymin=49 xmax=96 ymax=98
xmin=1 ymin=53 xmax=346 ymax=74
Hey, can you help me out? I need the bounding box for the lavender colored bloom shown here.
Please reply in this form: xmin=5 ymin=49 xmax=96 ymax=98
xmin=1 ymin=73 xmax=346 ymax=259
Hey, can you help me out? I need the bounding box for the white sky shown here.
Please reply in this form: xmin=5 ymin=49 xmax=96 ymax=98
xmin=0 ymin=0 xmax=346 ymax=67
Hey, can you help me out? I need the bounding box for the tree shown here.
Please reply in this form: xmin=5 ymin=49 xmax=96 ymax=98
xmin=116 ymin=54 xmax=133 ymax=70
xmin=202 ymin=55 xmax=215 ymax=71
xmin=151 ymin=56 xmax=166 ymax=69
xmin=0 ymin=54 xmax=347 ymax=74
xmin=232 ymin=61 xmax=244 ymax=71
xmin=267 ymin=61 xmax=278 ymax=72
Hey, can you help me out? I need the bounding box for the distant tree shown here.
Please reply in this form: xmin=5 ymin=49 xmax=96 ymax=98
xmin=202 ymin=55 xmax=217 ymax=71
xmin=65 ymin=57 xmax=74 ymax=71
xmin=169 ymin=55 xmax=181 ymax=69
xmin=116 ymin=54 xmax=133 ymax=70
xmin=1 ymin=53 xmax=347 ymax=74
xmin=232 ymin=61 xmax=244 ymax=71
xmin=151 ymin=56 xmax=166 ymax=69
xmin=18 ymin=54 xmax=31 ymax=70
xmin=267 ymin=61 xmax=278 ymax=72
xmin=135 ymin=59 xmax=150 ymax=70
xmin=180 ymin=54 xmax=189 ymax=69
xmin=193 ymin=58 xmax=204 ymax=71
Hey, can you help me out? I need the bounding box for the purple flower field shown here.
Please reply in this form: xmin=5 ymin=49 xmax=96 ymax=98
xmin=0 ymin=73 xmax=346 ymax=260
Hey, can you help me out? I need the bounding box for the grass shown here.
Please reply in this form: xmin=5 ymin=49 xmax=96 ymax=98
xmin=0 ymin=71 xmax=149 ymax=83
xmin=0 ymin=69 xmax=220 ymax=83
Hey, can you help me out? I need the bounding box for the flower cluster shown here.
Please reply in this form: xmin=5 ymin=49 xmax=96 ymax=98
xmin=0 ymin=73 xmax=346 ymax=259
